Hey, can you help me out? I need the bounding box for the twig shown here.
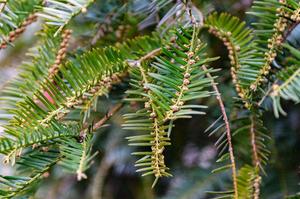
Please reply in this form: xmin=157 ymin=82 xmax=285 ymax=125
xmin=257 ymin=80 xmax=278 ymax=107
xmin=90 ymin=131 xmax=121 ymax=199
xmin=91 ymin=158 xmax=112 ymax=199
xmin=250 ymin=115 xmax=260 ymax=168
xmin=93 ymin=103 xmax=124 ymax=130
xmin=80 ymin=103 xmax=123 ymax=137
xmin=201 ymin=65 xmax=238 ymax=199
xmin=250 ymin=115 xmax=262 ymax=199
xmin=127 ymin=47 xmax=162 ymax=68
xmin=139 ymin=48 xmax=162 ymax=63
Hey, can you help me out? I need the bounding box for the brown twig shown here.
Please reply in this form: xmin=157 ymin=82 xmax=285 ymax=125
xmin=250 ymin=115 xmax=260 ymax=168
xmin=80 ymin=103 xmax=124 ymax=138
xmin=93 ymin=103 xmax=123 ymax=130
xmin=201 ymin=65 xmax=238 ymax=199
xmin=257 ymin=81 xmax=277 ymax=107
xmin=139 ymin=48 xmax=162 ymax=63
xmin=250 ymin=115 xmax=262 ymax=199
xmin=127 ymin=48 xmax=161 ymax=69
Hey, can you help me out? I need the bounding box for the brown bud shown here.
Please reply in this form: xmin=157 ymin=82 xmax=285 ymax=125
xmin=183 ymin=79 xmax=190 ymax=85
xmin=184 ymin=73 xmax=190 ymax=78
xmin=9 ymin=31 xmax=16 ymax=37
xmin=150 ymin=112 xmax=156 ymax=118
xmin=188 ymin=59 xmax=195 ymax=65
xmin=171 ymin=105 xmax=179 ymax=112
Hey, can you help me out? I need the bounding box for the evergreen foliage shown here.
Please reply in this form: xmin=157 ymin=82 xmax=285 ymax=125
xmin=0 ymin=0 xmax=299 ymax=198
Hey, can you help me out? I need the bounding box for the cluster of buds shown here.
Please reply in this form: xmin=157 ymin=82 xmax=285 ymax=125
xmin=55 ymin=110 xmax=70 ymax=121
xmin=151 ymin=148 xmax=166 ymax=178
xmin=39 ymin=73 xmax=123 ymax=124
xmin=0 ymin=14 xmax=37 ymax=49
xmin=77 ymin=73 xmax=122 ymax=104
xmin=290 ymin=8 xmax=300 ymax=22
xmin=60 ymin=74 xmax=122 ymax=117
xmin=151 ymin=131 xmax=166 ymax=178
xmin=253 ymin=175 xmax=262 ymax=199
xmin=150 ymin=112 xmax=157 ymax=119
xmin=49 ymin=29 xmax=72 ymax=79
xmin=208 ymin=27 xmax=245 ymax=98
xmin=250 ymin=8 xmax=288 ymax=91
xmin=91 ymin=22 xmax=113 ymax=45
xmin=166 ymin=50 xmax=196 ymax=119
xmin=143 ymin=84 xmax=155 ymax=118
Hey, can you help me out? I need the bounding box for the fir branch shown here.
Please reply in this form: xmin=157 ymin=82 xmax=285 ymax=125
xmin=0 ymin=122 xmax=79 ymax=155
xmin=201 ymin=65 xmax=238 ymax=199
xmin=250 ymin=115 xmax=261 ymax=199
xmin=127 ymin=61 xmax=171 ymax=185
xmin=249 ymin=1 xmax=288 ymax=91
xmin=205 ymin=12 xmax=253 ymax=100
xmin=124 ymin=28 xmax=216 ymax=185
xmin=204 ymin=12 xmax=257 ymax=108
xmin=250 ymin=115 xmax=260 ymax=169
xmin=0 ymin=27 xmax=66 ymax=123
xmin=59 ymin=135 xmax=98 ymax=181
xmin=0 ymin=34 xmax=161 ymax=156
xmin=269 ymin=44 xmax=300 ymax=117
xmin=0 ymin=150 xmax=61 ymax=198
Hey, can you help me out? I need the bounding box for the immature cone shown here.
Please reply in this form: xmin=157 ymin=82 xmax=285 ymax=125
xmin=48 ymin=29 xmax=73 ymax=79
xmin=0 ymin=14 xmax=37 ymax=49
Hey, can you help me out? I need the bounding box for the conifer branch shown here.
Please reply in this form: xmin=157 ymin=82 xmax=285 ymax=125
xmin=201 ymin=65 xmax=238 ymax=199
xmin=206 ymin=22 xmax=244 ymax=98
xmin=250 ymin=115 xmax=260 ymax=169
xmin=1 ymin=1 xmax=300 ymax=197
xmin=249 ymin=4 xmax=288 ymax=91
xmin=250 ymin=115 xmax=261 ymax=199
xmin=136 ymin=61 xmax=170 ymax=184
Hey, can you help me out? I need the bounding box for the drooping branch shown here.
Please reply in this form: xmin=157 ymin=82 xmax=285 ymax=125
xmin=250 ymin=115 xmax=262 ymax=199
xmin=204 ymin=12 xmax=255 ymax=109
xmin=201 ymin=65 xmax=238 ymax=199
xmin=250 ymin=115 xmax=260 ymax=168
